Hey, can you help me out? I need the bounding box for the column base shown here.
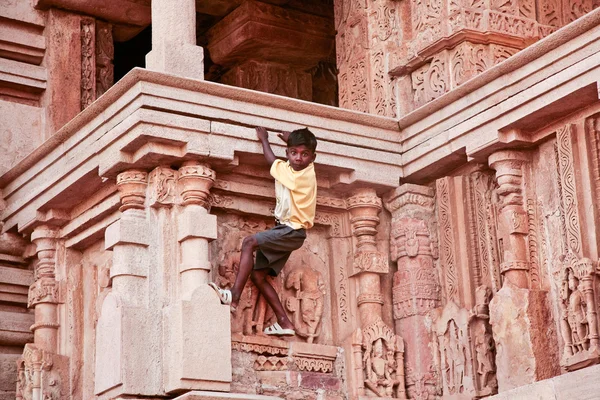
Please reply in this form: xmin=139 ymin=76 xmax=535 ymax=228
xmin=489 ymin=283 xmax=560 ymax=392
xmin=146 ymin=42 xmax=204 ymax=80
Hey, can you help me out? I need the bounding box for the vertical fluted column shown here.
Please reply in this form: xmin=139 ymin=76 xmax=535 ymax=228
xmin=177 ymin=161 xmax=216 ymax=299
xmin=488 ymin=151 xmax=530 ymax=289
xmin=384 ymin=184 xmax=440 ymax=400
xmin=145 ymin=0 xmax=204 ymax=79
xmin=347 ymin=188 xmax=387 ymax=327
xmin=29 ymin=227 xmax=60 ymax=352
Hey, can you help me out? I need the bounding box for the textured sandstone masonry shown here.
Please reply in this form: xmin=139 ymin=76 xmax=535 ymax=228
xmin=2 ymin=2 xmax=600 ymax=400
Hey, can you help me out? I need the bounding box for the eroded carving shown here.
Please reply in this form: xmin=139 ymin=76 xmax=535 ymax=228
xmin=354 ymin=319 xmax=406 ymax=398
xmin=559 ymin=258 xmax=600 ymax=371
xmin=285 ymin=265 xmax=325 ymax=343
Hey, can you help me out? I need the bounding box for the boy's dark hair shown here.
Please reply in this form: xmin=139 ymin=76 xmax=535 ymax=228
xmin=287 ymin=128 xmax=317 ymax=153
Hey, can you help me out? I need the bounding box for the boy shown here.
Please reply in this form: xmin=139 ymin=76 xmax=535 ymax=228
xmin=210 ymin=126 xmax=317 ymax=336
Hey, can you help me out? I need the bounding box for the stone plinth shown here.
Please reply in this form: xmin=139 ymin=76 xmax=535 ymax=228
xmin=173 ymin=391 xmax=283 ymax=400
xmin=489 ymin=283 xmax=560 ymax=392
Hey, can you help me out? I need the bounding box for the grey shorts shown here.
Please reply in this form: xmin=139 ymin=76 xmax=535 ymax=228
xmin=254 ymin=224 xmax=306 ymax=276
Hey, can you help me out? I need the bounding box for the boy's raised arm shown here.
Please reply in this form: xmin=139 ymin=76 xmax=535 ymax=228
xmin=256 ymin=127 xmax=277 ymax=165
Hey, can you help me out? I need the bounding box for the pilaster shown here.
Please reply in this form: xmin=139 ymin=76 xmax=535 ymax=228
xmin=95 ymin=168 xmax=162 ymax=398
xmin=164 ymin=161 xmax=231 ymax=393
xmin=145 ymin=0 xmax=204 ymax=80
xmin=384 ymin=184 xmax=440 ymax=400
xmin=488 ymin=150 xmax=560 ymax=391
xmin=344 ymin=188 xmax=406 ymax=400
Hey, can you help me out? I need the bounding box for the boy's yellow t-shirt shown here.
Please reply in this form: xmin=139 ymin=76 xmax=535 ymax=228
xmin=270 ymin=159 xmax=317 ymax=230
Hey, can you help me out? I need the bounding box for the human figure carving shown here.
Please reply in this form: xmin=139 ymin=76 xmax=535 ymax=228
xmin=567 ymin=272 xmax=589 ymax=352
xmin=474 ymin=329 xmax=495 ymax=390
xmin=285 ymin=265 xmax=325 ymax=343
xmin=364 ymin=338 xmax=397 ymax=397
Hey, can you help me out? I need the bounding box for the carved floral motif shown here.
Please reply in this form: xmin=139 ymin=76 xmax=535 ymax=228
xmin=81 ymin=18 xmax=95 ymax=110
xmin=148 ymin=167 xmax=177 ymax=207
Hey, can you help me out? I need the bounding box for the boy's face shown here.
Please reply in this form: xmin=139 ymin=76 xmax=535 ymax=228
xmin=286 ymin=144 xmax=316 ymax=171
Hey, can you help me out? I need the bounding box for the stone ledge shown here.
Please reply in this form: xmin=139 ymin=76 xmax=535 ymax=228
xmin=173 ymin=391 xmax=283 ymax=400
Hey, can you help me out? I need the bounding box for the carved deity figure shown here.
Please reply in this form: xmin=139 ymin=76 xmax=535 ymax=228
xmin=356 ymin=319 xmax=406 ymax=398
xmin=285 ymin=265 xmax=325 ymax=343
xmin=566 ymin=271 xmax=589 ymax=352
xmin=474 ymin=329 xmax=496 ymax=390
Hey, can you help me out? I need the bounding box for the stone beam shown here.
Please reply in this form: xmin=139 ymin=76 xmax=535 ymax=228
xmin=0 ymin=68 xmax=402 ymax=235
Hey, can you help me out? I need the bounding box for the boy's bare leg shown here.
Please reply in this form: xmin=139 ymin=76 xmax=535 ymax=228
xmin=251 ymin=269 xmax=294 ymax=330
xmin=230 ymin=235 xmax=259 ymax=309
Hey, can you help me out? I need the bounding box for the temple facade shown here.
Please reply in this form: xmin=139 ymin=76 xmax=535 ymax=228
xmin=1 ymin=1 xmax=600 ymax=399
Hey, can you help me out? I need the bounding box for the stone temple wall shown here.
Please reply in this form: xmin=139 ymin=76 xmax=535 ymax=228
xmin=1 ymin=1 xmax=600 ymax=400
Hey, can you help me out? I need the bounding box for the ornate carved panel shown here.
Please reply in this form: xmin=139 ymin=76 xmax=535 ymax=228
xmin=555 ymin=124 xmax=583 ymax=259
xmin=558 ymin=258 xmax=600 ymax=371
xmin=352 ymin=318 xmax=406 ymax=398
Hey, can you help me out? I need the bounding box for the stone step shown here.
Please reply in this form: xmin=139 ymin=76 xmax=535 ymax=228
xmin=172 ymin=391 xmax=283 ymax=400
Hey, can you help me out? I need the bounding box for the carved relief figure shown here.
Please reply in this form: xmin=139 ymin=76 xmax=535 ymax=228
xmin=474 ymin=328 xmax=495 ymax=390
xmin=218 ymin=252 xmax=272 ymax=336
xmin=285 ymin=265 xmax=325 ymax=343
xmin=557 ymin=258 xmax=600 ymax=371
xmin=356 ymin=319 xmax=406 ymax=398
xmin=567 ymin=271 xmax=589 ymax=352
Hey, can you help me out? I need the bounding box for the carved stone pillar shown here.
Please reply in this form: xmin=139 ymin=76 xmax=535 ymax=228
xmin=346 ymin=188 xmax=406 ymax=399
xmin=347 ymin=188 xmax=387 ymax=326
xmin=487 ymin=151 xmax=560 ymax=391
xmin=95 ymin=169 xmax=161 ymax=398
xmin=29 ymin=226 xmax=60 ymax=352
xmin=164 ymin=161 xmax=231 ymax=393
xmin=145 ymin=0 xmax=204 ymax=79
xmin=488 ymin=150 xmax=530 ymax=289
xmin=384 ymin=184 xmax=440 ymax=400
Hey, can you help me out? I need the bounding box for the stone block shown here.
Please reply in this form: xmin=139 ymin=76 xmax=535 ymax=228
xmin=489 ymin=284 xmax=560 ymax=392
xmin=165 ymin=285 xmax=232 ymax=393
xmin=146 ymin=43 xmax=204 ymax=81
xmin=105 ymin=217 xmax=150 ymax=250
xmin=173 ymin=391 xmax=284 ymax=399
xmin=177 ymin=209 xmax=217 ymax=242
xmin=298 ymin=372 xmax=340 ymax=391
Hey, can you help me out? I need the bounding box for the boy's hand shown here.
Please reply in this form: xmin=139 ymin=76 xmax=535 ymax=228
xmin=278 ymin=131 xmax=291 ymax=144
xmin=256 ymin=126 xmax=269 ymax=142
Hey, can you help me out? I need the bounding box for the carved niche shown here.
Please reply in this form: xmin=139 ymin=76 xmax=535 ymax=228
xmin=352 ymin=318 xmax=406 ymax=399
xmin=430 ymin=286 xmax=497 ymax=398
xmin=558 ymin=257 xmax=600 ymax=371
xmin=15 ymin=344 xmax=69 ymax=400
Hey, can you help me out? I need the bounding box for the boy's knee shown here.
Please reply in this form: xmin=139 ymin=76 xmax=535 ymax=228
xmin=251 ymin=270 xmax=267 ymax=285
xmin=241 ymin=235 xmax=258 ymax=251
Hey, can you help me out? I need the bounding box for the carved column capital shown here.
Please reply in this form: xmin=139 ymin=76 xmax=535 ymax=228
xmin=148 ymin=166 xmax=178 ymax=208
xmin=177 ymin=161 xmax=215 ymax=207
xmin=116 ymin=169 xmax=148 ymax=212
xmin=383 ymin=183 xmax=435 ymax=217
xmin=347 ymin=188 xmax=382 ymax=250
xmin=488 ymin=150 xmax=529 ymax=211
xmin=31 ymin=226 xmax=59 ymax=280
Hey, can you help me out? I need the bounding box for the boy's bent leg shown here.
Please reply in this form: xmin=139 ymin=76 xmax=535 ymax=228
xmin=231 ymin=234 xmax=259 ymax=308
xmin=251 ymin=269 xmax=294 ymax=331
